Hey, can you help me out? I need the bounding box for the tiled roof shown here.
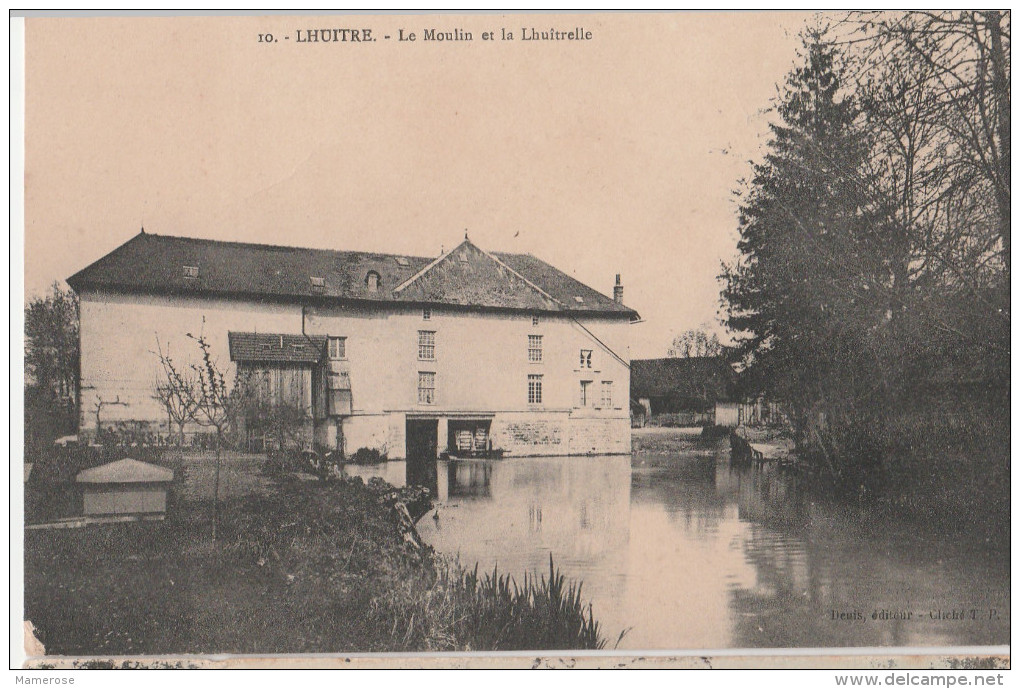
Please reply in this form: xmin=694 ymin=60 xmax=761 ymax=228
xmin=67 ymin=232 xmax=638 ymax=318
xmin=394 ymin=241 xmax=557 ymax=310
xmin=630 ymin=357 xmax=737 ymax=402
xmin=228 ymin=332 xmax=327 ymax=364
xmin=492 ymin=252 xmax=628 ymax=314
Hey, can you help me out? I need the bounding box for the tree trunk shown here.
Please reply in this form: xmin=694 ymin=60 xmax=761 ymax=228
xmin=985 ymin=10 xmax=1011 ymax=267
xmin=213 ymin=441 xmax=221 ymax=542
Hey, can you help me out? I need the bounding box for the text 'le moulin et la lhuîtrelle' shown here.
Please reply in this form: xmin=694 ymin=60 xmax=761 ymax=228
xmin=256 ymin=27 xmax=594 ymax=44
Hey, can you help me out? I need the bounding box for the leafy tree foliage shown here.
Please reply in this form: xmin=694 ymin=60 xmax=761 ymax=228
xmin=723 ymin=36 xmax=881 ymax=412
xmin=25 ymin=283 xmax=80 ymax=449
xmin=722 ymin=22 xmax=1009 ymax=498
xmin=25 ymin=282 xmax=79 ymax=403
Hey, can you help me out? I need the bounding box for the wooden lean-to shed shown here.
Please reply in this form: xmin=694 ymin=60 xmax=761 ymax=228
xmin=76 ymin=458 xmax=174 ymax=517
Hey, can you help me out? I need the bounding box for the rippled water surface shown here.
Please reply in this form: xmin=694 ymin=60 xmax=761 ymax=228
xmin=349 ymin=443 xmax=1009 ymax=650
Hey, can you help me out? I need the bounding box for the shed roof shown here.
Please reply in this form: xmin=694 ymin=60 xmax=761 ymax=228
xmin=228 ymin=332 xmax=327 ymax=364
xmin=630 ymin=357 xmax=738 ymax=402
xmin=76 ymin=458 xmax=174 ymax=484
xmin=67 ymin=232 xmax=638 ymax=318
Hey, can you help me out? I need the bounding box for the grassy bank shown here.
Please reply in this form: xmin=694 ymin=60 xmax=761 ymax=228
xmin=25 ymin=452 xmax=608 ymax=655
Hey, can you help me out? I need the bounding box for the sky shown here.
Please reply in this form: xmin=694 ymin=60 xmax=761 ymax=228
xmin=23 ymin=12 xmax=812 ymax=359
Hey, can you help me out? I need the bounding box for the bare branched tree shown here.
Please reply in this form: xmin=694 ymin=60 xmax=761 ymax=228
xmin=152 ymin=339 xmax=199 ymax=447
xmin=839 ymin=10 xmax=1010 ymax=272
xmin=668 ymin=327 xmax=722 ymax=359
xmin=184 ymin=328 xmax=241 ymax=542
xmin=92 ymin=395 xmax=128 ymax=437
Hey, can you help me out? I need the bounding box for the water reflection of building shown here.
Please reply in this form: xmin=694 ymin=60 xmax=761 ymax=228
xmin=441 ymin=460 xmax=493 ymax=499
xmin=630 ymin=459 xmax=727 ymax=536
xmin=425 ymin=456 xmax=632 ymax=580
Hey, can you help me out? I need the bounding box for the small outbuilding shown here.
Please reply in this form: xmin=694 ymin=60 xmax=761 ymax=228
xmin=76 ymin=458 xmax=174 ymax=517
xmin=630 ymin=356 xmax=738 ymax=426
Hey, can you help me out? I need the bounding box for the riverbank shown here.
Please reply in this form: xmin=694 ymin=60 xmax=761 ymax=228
xmin=631 ymin=426 xmax=727 ymax=455
xmin=634 ymin=423 xmax=1007 ymax=549
xmin=24 ymin=452 xmax=608 ymax=655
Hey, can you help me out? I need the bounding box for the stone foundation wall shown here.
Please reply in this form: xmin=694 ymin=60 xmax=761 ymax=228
xmin=491 ymin=411 xmax=630 ymax=456
xmin=566 ymin=416 xmax=631 ymax=455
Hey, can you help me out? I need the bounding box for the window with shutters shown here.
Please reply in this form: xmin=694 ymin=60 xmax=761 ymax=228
xmin=580 ymin=380 xmax=592 ymax=407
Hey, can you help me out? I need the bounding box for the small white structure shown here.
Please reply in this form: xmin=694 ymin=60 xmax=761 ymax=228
xmin=715 ymin=401 xmax=740 ymax=428
xmin=54 ymin=435 xmax=79 ymax=447
xmin=76 ymin=458 xmax=174 ymax=516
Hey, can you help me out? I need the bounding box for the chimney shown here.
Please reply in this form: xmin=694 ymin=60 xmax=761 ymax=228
xmin=613 ymin=274 xmax=624 ymax=304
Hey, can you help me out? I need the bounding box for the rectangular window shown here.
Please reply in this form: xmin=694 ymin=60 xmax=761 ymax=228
xmin=528 ymin=335 xmax=543 ymax=362
xmin=422 ymin=308 xmax=431 ymax=321
xmin=601 ymin=381 xmax=613 ymax=408
xmin=532 ymin=315 xmax=540 ymax=327
xmin=418 ymin=330 xmax=436 ymax=360
xmin=418 ymin=372 xmax=436 ymax=405
xmin=528 ymin=374 xmax=543 ymax=404
xmin=580 ymin=380 xmax=592 ymax=407
xmin=579 ymin=349 xmax=592 ymax=369
xmin=310 ymin=276 xmax=325 ymax=294
xmin=328 ymin=336 xmax=346 ymax=360
xmin=328 ymin=385 xmax=352 ymax=416
xmin=183 ymin=265 xmax=199 ymax=278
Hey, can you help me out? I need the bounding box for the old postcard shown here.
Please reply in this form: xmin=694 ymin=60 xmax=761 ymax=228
xmin=13 ymin=11 xmax=1010 ymax=672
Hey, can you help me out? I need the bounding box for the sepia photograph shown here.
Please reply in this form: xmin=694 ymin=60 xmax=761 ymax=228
xmin=13 ymin=10 xmax=1010 ymax=672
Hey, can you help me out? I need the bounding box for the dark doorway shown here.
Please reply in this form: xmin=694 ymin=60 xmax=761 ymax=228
xmin=406 ymin=418 xmax=438 ymax=492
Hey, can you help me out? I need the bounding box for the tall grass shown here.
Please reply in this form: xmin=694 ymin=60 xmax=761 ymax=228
xmin=373 ymin=554 xmax=612 ymax=651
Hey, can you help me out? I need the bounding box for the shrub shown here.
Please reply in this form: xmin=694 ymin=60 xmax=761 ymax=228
xmin=700 ymin=424 xmax=730 ymax=439
xmin=350 ymin=447 xmax=386 ymax=465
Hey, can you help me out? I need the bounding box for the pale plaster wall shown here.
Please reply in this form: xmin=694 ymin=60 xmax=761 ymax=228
xmin=78 ymin=290 xmax=632 ymax=455
xmin=78 ymin=290 xmax=300 ymax=436
xmin=304 ymin=305 xmax=631 ymax=415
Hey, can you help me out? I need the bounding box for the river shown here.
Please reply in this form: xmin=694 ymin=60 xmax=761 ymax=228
xmin=345 ymin=436 xmax=1009 ymax=650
